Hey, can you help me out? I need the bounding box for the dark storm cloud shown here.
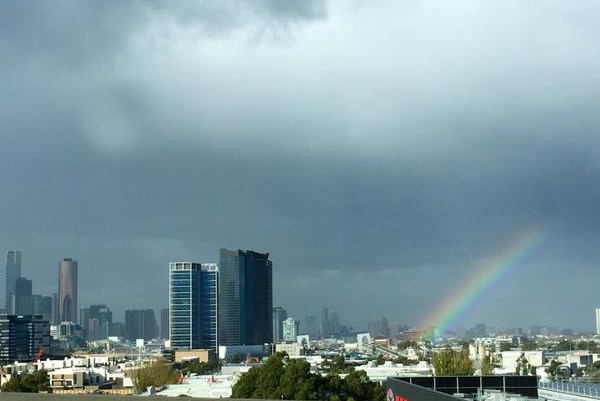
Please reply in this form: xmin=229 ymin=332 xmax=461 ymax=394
xmin=0 ymin=0 xmax=328 ymax=66
xmin=2 ymin=0 xmax=600 ymax=329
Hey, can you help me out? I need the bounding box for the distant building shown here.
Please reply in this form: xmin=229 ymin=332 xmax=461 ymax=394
xmin=125 ymin=309 xmax=157 ymax=341
xmin=14 ymin=277 xmax=33 ymax=315
xmin=302 ymin=315 xmax=318 ymax=338
xmin=282 ymin=317 xmax=299 ymax=342
xmin=0 ymin=314 xmax=51 ymax=363
xmin=169 ymin=262 xmax=218 ymax=350
xmin=275 ymin=342 xmax=303 ymax=357
xmin=218 ymin=249 xmax=272 ymax=346
xmin=52 ymin=293 xmax=59 ymax=325
xmin=273 ymin=307 xmax=288 ymax=343
xmin=368 ymin=317 xmax=390 ymax=339
xmin=33 ymin=295 xmax=53 ymax=322
xmin=109 ymin=321 xmax=126 ymax=338
xmin=82 ymin=304 xmax=112 ymax=341
xmin=161 ymin=308 xmax=169 ymax=340
xmin=58 ymin=258 xmax=78 ymax=323
xmin=5 ymin=251 xmax=22 ymax=314
xmin=321 ymin=307 xmax=340 ymax=339
xmin=51 ymin=321 xmax=85 ymax=350
xmin=596 ymin=308 xmax=600 ymax=335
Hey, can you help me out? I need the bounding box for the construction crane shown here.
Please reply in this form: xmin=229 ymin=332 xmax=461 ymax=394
xmin=33 ymin=348 xmax=45 ymax=364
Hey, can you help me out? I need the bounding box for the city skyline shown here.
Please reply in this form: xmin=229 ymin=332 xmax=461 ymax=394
xmin=3 ymin=1 xmax=600 ymax=331
xmin=2 ymin=248 xmax=600 ymax=333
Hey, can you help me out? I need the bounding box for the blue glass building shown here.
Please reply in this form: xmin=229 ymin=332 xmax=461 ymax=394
xmin=168 ymin=262 xmax=218 ymax=350
xmin=218 ymin=249 xmax=272 ymax=346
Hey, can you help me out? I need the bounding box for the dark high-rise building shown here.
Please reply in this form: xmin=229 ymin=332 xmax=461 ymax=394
xmin=321 ymin=307 xmax=331 ymax=339
xmin=160 ymin=308 xmax=169 ymax=340
xmin=58 ymin=258 xmax=78 ymax=323
xmin=82 ymin=305 xmax=112 ymax=341
xmin=125 ymin=309 xmax=157 ymax=341
xmin=14 ymin=277 xmax=33 ymax=315
xmin=5 ymin=251 xmax=22 ymax=314
xmin=302 ymin=315 xmax=318 ymax=338
xmin=0 ymin=314 xmax=51 ymax=364
xmin=272 ymin=307 xmax=287 ymax=343
xmin=52 ymin=293 xmax=59 ymax=325
xmin=218 ymin=249 xmax=272 ymax=346
xmin=33 ymin=295 xmax=53 ymax=322
xmin=169 ymin=262 xmax=218 ymax=350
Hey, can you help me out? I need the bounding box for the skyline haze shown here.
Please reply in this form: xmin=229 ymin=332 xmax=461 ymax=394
xmin=2 ymin=0 xmax=600 ymax=331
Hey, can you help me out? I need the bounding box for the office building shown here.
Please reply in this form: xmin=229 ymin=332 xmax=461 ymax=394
xmin=596 ymin=308 xmax=600 ymax=335
xmin=273 ymin=307 xmax=288 ymax=343
xmin=0 ymin=314 xmax=51 ymax=363
xmin=161 ymin=308 xmax=169 ymax=340
xmin=302 ymin=315 xmax=318 ymax=338
xmin=58 ymin=258 xmax=78 ymax=323
xmin=218 ymin=249 xmax=272 ymax=346
xmin=52 ymin=293 xmax=59 ymax=325
xmin=33 ymin=295 xmax=53 ymax=322
xmin=169 ymin=262 xmax=218 ymax=350
xmin=51 ymin=321 xmax=85 ymax=350
xmin=14 ymin=277 xmax=33 ymax=315
xmin=282 ymin=317 xmax=300 ymax=342
xmin=125 ymin=309 xmax=157 ymax=341
xmin=5 ymin=251 xmax=22 ymax=314
xmin=82 ymin=304 xmax=112 ymax=341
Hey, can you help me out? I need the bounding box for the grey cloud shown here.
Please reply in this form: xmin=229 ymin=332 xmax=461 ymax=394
xmin=0 ymin=0 xmax=328 ymax=66
xmin=2 ymin=0 xmax=600 ymax=329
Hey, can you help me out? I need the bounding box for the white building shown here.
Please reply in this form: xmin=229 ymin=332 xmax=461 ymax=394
xmin=283 ymin=318 xmax=299 ymax=342
xmin=501 ymin=351 xmax=545 ymax=370
xmin=356 ymin=361 xmax=431 ymax=381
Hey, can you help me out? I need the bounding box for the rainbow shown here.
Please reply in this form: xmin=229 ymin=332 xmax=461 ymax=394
xmin=419 ymin=226 xmax=550 ymax=337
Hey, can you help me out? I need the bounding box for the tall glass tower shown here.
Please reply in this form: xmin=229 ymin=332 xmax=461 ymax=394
xmin=218 ymin=249 xmax=272 ymax=346
xmin=58 ymin=258 xmax=78 ymax=323
xmin=168 ymin=262 xmax=218 ymax=351
xmin=5 ymin=251 xmax=22 ymax=314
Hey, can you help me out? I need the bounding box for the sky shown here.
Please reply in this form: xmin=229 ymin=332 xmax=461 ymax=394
xmin=2 ymin=0 xmax=600 ymax=332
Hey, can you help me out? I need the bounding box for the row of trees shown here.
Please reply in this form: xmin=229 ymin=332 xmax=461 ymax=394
xmin=232 ymin=352 xmax=385 ymax=401
xmin=1 ymin=369 xmax=50 ymax=392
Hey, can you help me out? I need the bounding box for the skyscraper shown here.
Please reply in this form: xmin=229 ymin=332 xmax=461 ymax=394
xmin=160 ymin=308 xmax=169 ymax=340
xmin=596 ymin=308 xmax=600 ymax=335
xmin=0 ymin=314 xmax=51 ymax=364
xmin=83 ymin=304 xmax=112 ymax=341
xmin=282 ymin=317 xmax=300 ymax=342
xmin=218 ymin=249 xmax=272 ymax=346
xmin=169 ymin=262 xmax=218 ymax=350
xmin=14 ymin=277 xmax=33 ymax=315
xmin=273 ymin=307 xmax=288 ymax=343
xmin=5 ymin=251 xmax=22 ymax=314
xmin=125 ymin=309 xmax=157 ymax=341
xmin=58 ymin=258 xmax=78 ymax=323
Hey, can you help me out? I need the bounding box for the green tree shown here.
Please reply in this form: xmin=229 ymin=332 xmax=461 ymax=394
xmin=521 ymin=342 xmax=538 ymax=351
xmin=397 ymin=340 xmax=418 ymax=350
xmin=232 ymin=351 xmax=384 ymax=401
xmin=180 ymin=359 xmax=220 ymax=376
xmin=253 ymin=352 xmax=286 ymax=399
xmin=546 ymin=360 xmax=561 ymax=381
xmin=480 ymin=355 xmax=494 ymax=375
xmin=132 ymin=358 xmax=180 ymax=393
xmin=433 ymin=348 xmax=474 ymax=376
xmin=232 ymin=366 xmax=260 ymax=398
xmin=1 ymin=369 xmax=50 ymax=393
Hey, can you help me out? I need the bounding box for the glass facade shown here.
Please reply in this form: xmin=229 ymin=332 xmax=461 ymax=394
xmin=169 ymin=262 xmax=218 ymax=350
xmin=218 ymin=249 xmax=272 ymax=346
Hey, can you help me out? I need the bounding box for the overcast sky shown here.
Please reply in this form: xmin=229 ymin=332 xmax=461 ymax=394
xmin=2 ymin=0 xmax=600 ymax=332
